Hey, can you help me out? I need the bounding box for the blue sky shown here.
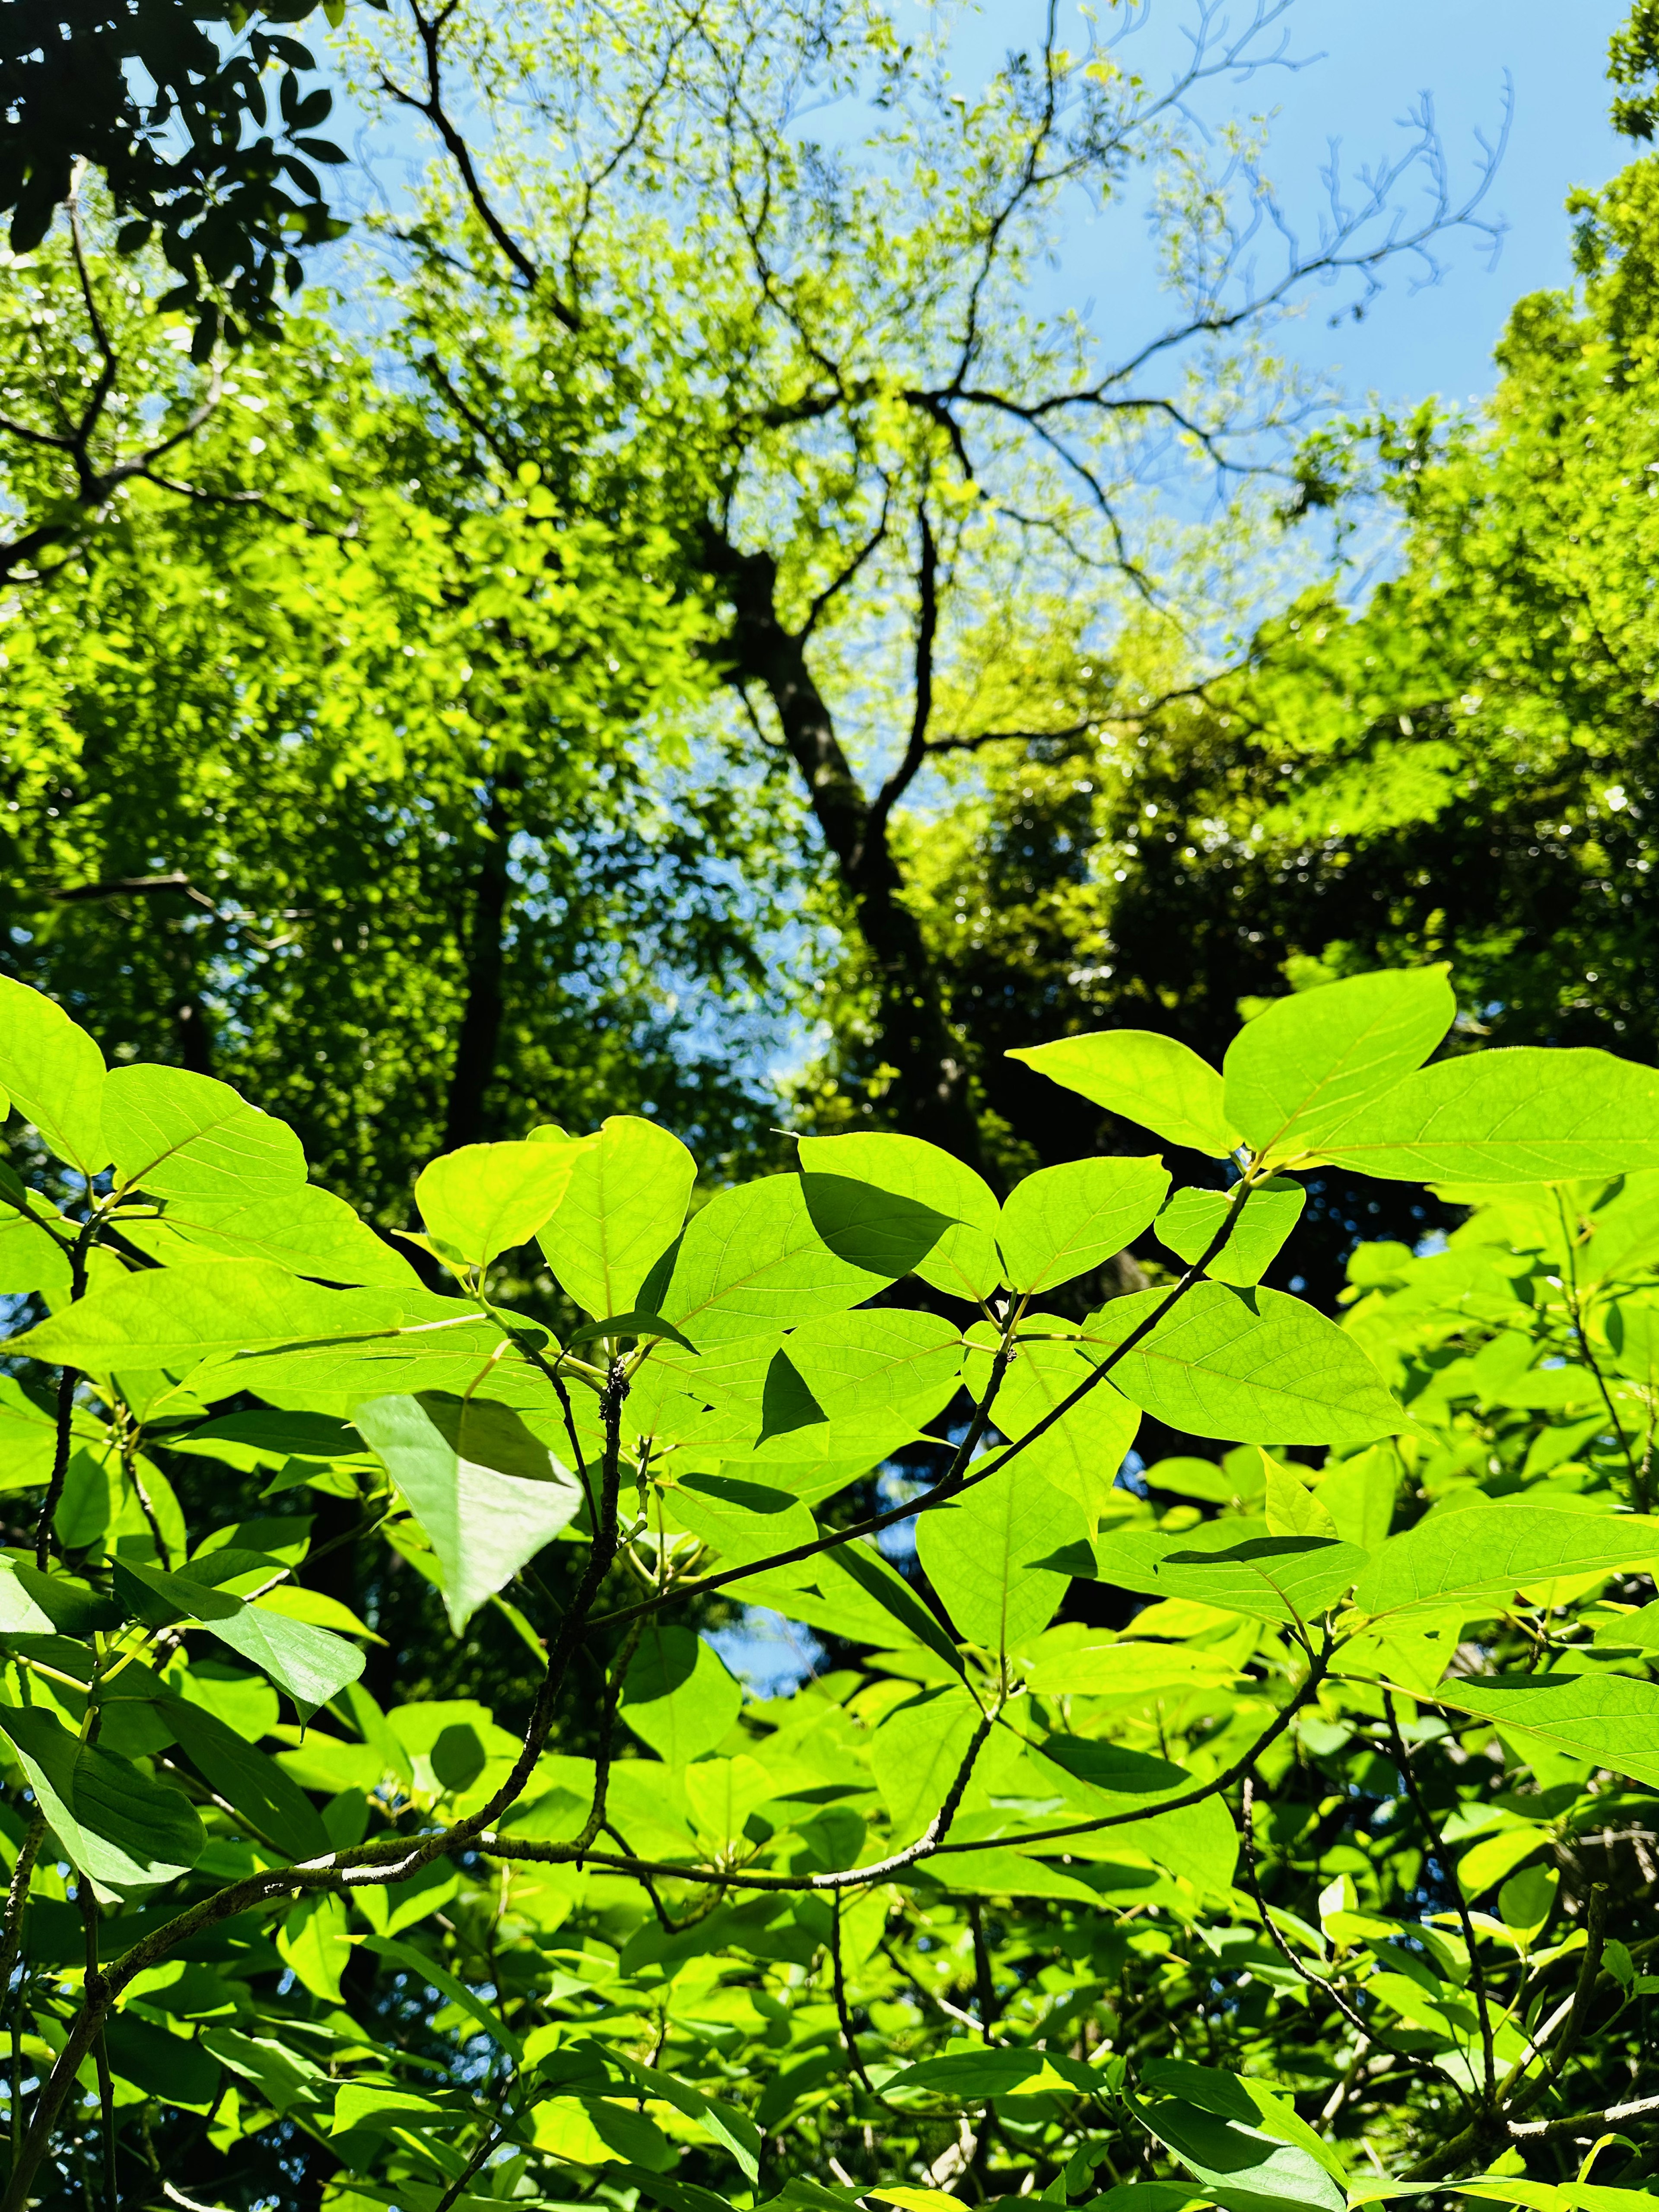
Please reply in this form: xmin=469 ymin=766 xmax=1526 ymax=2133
xmin=941 ymin=0 xmax=1631 ymax=416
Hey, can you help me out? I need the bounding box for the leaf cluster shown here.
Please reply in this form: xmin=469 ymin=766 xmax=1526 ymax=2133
xmin=0 ymin=966 xmax=1657 ymax=2210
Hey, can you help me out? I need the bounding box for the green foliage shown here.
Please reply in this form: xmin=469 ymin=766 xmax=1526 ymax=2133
xmin=0 ymin=248 xmax=803 ymax=1212
xmin=0 ymin=966 xmax=1656 ymax=2210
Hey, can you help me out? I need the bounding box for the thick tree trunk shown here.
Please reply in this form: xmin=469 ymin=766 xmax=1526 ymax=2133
xmin=710 ymin=535 xmax=988 ymax=1178
xmin=441 ymin=769 xmax=516 ymax=1154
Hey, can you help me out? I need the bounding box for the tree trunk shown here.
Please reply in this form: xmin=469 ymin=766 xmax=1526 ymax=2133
xmin=441 ymin=767 xmax=516 ymax=1154
xmin=710 ymin=535 xmax=988 ymax=1178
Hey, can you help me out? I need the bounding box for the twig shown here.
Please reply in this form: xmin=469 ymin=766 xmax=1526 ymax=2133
xmin=832 ymin=1891 xmax=877 ymax=2094
xmin=1384 ymin=1692 xmax=1497 ymax=2108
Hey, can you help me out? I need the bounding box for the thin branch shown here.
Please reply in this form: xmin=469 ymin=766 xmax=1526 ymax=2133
xmin=0 ymin=1818 xmax=46 ymax=1992
xmin=380 ymin=0 xmax=575 ymax=325
xmin=800 ymin=493 xmax=891 ymax=641
xmin=1384 ymin=1692 xmax=1497 ymax=2108
xmin=832 ymin=1890 xmax=877 ymax=2094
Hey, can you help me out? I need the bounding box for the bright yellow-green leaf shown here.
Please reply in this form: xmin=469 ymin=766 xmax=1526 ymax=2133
xmin=998 ymin=1154 xmax=1169 ymax=1293
xmin=1322 ymin=1048 xmax=1659 ymax=1183
xmin=538 ymin=1113 xmax=696 ymax=1319
xmin=1223 ymin=967 xmax=1454 ymax=1162
xmin=0 ymin=977 xmax=109 ymax=1174
xmin=416 ymin=1136 xmax=589 ymax=1268
xmin=1008 ymin=1030 xmax=1240 ymax=1157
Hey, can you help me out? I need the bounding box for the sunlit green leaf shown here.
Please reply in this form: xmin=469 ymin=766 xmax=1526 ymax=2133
xmin=1008 ymin=1030 xmax=1240 ymax=1157
xmin=1438 ymin=1669 xmax=1659 ymax=1788
xmin=1093 ymin=1519 xmax=1367 ymax=1624
xmin=647 ymin=1176 xmax=893 ymax=1346
xmin=795 ymin=1132 xmax=1002 ymax=1300
xmin=1223 ymin=967 xmax=1454 ymax=1161
xmin=416 ymin=1136 xmax=590 ymax=1268
xmin=620 ymin=1623 xmax=742 ymax=1764
xmin=998 ymin=1155 xmax=1169 ymax=1293
xmin=356 ymin=1391 xmax=585 ymax=1631
xmin=0 ymin=1703 xmax=202 ymax=1891
xmin=1081 ymin=1282 xmax=1401 ymax=1444
xmin=1322 ymin=1047 xmax=1659 ymax=1182
xmin=104 ymin=1063 xmax=306 ymax=1201
xmin=6 ymin=1259 xmax=408 ymax=1373
xmin=0 ymin=977 xmax=109 ymax=1174
xmin=916 ymin=1462 xmax=1089 ymax=1652
xmin=1352 ymin=1505 xmax=1659 ymax=1620
xmin=1156 ymin=1179 xmax=1305 ymax=1286
xmin=539 ymin=1114 xmax=696 ymax=1318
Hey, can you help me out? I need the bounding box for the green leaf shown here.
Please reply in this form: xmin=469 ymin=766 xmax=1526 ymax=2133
xmin=1321 ymin=1048 xmax=1659 ymax=1183
xmin=200 ymin=2026 xmax=327 ymax=2115
xmin=1156 ymin=1179 xmax=1305 ymax=1287
xmin=6 ymin=1260 xmax=408 ymax=1373
xmin=881 ymin=2045 xmax=1102 ymax=2104
xmin=980 ymin=1321 xmax=1141 ymax=1528
xmin=647 ymin=1176 xmax=893 ymax=1346
xmin=1138 ymin=2060 xmax=1348 ymax=2188
xmin=635 ymin=1325 xmax=947 ymax=1469
xmin=1607 ymin=1295 xmax=1659 ymax=1385
xmin=619 ymin=1623 xmax=742 ymax=1764
xmin=0 ymin=977 xmax=109 ymax=1175
xmin=998 ymin=1156 xmax=1170 ymax=1294
xmin=0 ymin=1703 xmax=203 ymax=1891
xmin=168 ymin=1409 xmax=365 ymax=1469
xmin=539 ymin=1114 xmax=696 ymax=1318
xmin=1263 ymin=1454 xmax=1339 ymax=1541
xmin=1351 ymin=1506 xmax=1659 ymax=1620
xmin=165 ymin=1696 xmax=331 ymax=1860
xmin=668 ymin=1471 xmax=817 ymax=1566
xmin=220 ymin=1310 xmax=543 ymax=1416
xmin=916 ymin=1462 xmax=1090 ymax=1652
xmin=128 ymin=1185 xmax=420 ymax=1289
xmin=278 ymin=1892 xmax=351 ymax=2000
xmin=566 ymin=1309 xmax=695 ymax=1351
xmin=611 ymin=2055 xmax=762 ymax=2181
xmin=0 ymin=1376 xmax=79 ymax=1493
xmin=0 ymin=1201 xmax=73 ymax=1300
xmin=102 ymin=2014 xmax=220 ymax=2109
xmin=1092 ymin=1520 xmax=1367 ymax=1624
xmin=1437 ymin=1670 xmax=1659 ymax=1788
xmin=115 ymin=1556 xmax=366 ymax=1713
xmin=785 ymin=1308 xmax=965 ymax=1424
xmin=103 ymin=1064 xmax=306 ymax=1201
xmin=355 ymin=1392 xmax=585 ymax=1632
xmin=1127 ymin=2081 xmax=1346 ymax=2212
xmin=1222 ymin=967 xmax=1454 ymax=1161
xmin=0 ymin=1557 xmax=57 ymax=1634
xmin=1008 ymin=1031 xmax=1240 ymax=1157
xmin=798 ymin=1173 xmax=957 ymax=1278
xmin=795 ymin=1133 xmax=1002 ymax=1300
xmin=1081 ymin=1281 xmax=1402 ymax=1445
xmin=331 ymin=2082 xmax=447 ymax=2134
xmin=416 ymin=1137 xmax=591 ymax=1269
xmin=1314 ymin=1445 xmax=1400 ymax=1549
xmin=870 ymin=1686 xmax=982 ymax=1845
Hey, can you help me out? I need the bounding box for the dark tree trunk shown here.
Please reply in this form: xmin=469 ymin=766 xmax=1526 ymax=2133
xmin=441 ymin=767 xmax=516 ymax=1154
xmin=173 ymin=992 xmax=213 ymax=1075
xmin=710 ymin=535 xmax=988 ymax=1178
